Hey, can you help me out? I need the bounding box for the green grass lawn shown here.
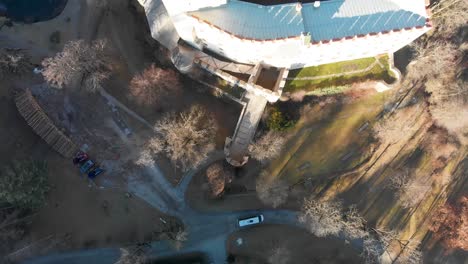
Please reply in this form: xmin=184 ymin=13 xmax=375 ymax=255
xmin=268 ymin=91 xmax=390 ymax=184
xmin=285 ymin=55 xmax=395 ymax=94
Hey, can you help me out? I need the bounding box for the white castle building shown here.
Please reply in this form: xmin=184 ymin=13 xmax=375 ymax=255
xmin=139 ymin=0 xmax=432 ymax=69
xmin=137 ymin=0 xmax=432 ymax=166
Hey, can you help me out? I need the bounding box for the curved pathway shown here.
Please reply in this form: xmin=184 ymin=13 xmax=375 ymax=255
xmin=23 ymin=147 xmax=303 ymax=264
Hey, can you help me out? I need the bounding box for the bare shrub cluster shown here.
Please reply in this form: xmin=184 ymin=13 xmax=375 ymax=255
xmin=299 ymin=198 xmax=423 ymax=263
xmin=385 ymin=169 xmax=433 ymax=209
xmin=361 ymin=229 xmax=422 ymax=264
xmin=407 ymin=41 xmax=459 ymax=84
xmin=249 ymin=131 xmax=285 ymax=163
xmin=268 ymin=245 xmax=291 ymax=264
xmin=429 ymin=195 xmax=467 ymax=251
xmin=299 ymin=198 xmax=345 ymax=237
xmin=130 ymin=64 xmax=182 ymax=108
xmin=256 ymin=171 xmax=289 ymax=208
xmin=406 ymin=15 xmax=468 ymax=144
xmin=385 ymin=169 xmax=411 ymax=190
xmin=205 ymin=163 xmax=233 ymax=198
xmin=42 ymin=39 xmax=111 ymax=92
xmin=431 ymin=0 xmax=468 ymax=36
xmin=152 ymin=105 xmax=217 ymax=171
xmin=361 ymin=236 xmax=383 ymax=264
xmin=116 ymin=248 xmax=147 ymax=264
xmin=166 ymin=229 xmax=188 ymax=251
xmin=0 ymin=49 xmax=32 ymax=78
xmin=342 ymin=206 xmax=367 ymax=239
xmin=299 ymin=198 xmax=372 ymax=240
xmin=398 ymin=177 xmax=432 ymax=208
xmin=396 ymin=239 xmax=423 ymax=264
xmin=374 ymin=106 xmax=423 ymax=145
xmin=421 ymin=129 xmax=458 ymax=184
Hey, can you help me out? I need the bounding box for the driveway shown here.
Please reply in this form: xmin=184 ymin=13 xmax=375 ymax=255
xmin=23 ymin=148 xmax=303 ymax=264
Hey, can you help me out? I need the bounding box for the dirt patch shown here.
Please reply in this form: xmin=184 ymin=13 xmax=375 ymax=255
xmin=28 ymin=153 xmax=179 ymax=250
xmin=227 ymin=224 xmax=362 ymax=264
xmin=0 ymin=79 xmax=180 ymax=257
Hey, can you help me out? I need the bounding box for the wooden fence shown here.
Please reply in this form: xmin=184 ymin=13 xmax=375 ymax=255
xmin=15 ymin=90 xmax=78 ymax=158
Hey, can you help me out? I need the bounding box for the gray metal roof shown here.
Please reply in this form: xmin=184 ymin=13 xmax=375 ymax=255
xmin=189 ymin=1 xmax=304 ymax=39
xmin=302 ymin=0 xmax=428 ymax=41
xmin=188 ymin=0 xmax=428 ymax=41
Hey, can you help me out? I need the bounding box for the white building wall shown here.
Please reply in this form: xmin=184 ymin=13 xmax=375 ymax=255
xmin=161 ymin=0 xmax=227 ymax=16
xmin=175 ymin=14 xmax=430 ymax=69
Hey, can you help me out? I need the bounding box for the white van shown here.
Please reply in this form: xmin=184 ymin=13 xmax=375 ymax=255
xmin=238 ymin=215 xmax=264 ymax=227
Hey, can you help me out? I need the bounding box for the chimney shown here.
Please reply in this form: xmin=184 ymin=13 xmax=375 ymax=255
xmin=314 ymin=1 xmax=320 ymax=8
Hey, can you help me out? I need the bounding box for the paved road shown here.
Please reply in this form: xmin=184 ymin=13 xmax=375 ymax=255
xmin=23 ymin=146 xmax=303 ymax=264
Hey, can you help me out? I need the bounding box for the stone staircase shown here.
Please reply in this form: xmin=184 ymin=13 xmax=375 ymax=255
xmin=225 ymin=92 xmax=268 ymax=166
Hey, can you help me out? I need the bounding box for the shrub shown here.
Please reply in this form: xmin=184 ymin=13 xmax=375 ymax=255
xmin=205 ymin=163 xmax=232 ymax=198
xmin=267 ymin=107 xmax=295 ymax=131
xmin=0 ymin=160 xmax=49 ymax=209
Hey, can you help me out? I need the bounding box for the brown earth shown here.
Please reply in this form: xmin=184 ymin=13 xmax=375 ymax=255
xmin=227 ymin=224 xmax=362 ymax=264
xmin=0 ymin=0 xmax=186 ymax=258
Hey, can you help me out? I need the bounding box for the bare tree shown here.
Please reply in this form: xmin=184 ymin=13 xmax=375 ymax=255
xmin=361 ymin=229 xmax=398 ymax=264
xmin=385 ymin=169 xmax=411 ymax=190
xmin=407 ymin=41 xmax=458 ymax=84
xmin=249 ymin=131 xmax=285 ymax=163
xmin=256 ymin=171 xmax=289 ymax=208
xmin=397 ymin=176 xmax=432 ymax=209
xmin=167 ymin=229 xmax=187 ymax=251
xmin=395 ymin=238 xmax=423 ymax=264
xmin=374 ymin=107 xmax=422 ymax=145
xmin=115 ymin=248 xmax=146 ymax=264
xmin=148 ymin=137 xmax=165 ymax=154
xmin=130 ymin=64 xmax=182 ymax=108
xmin=153 ymin=105 xmax=217 ymax=171
xmin=299 ymin=198 xmax=344 ymax=237
xmin=429 ymin=196 xmax=467 ymax=250
xmin=361 ymin=236 xmax=383 ymax=264
xmin=268 ymin=245 xmax=290 ymax=264
xmin=205 ymin=163 xmax=232 ymax=198
xmin=406 ymin=28 xmax=468 ymax=145
xmin=431 ymin=0 xmax=468 ymax=36
xmin=430 ymin=102 xmax=468 ymax=146
xmin=342 ymin=206 xmax=367 ymax=239
xmin=135 ymin=149 xmax=154 ymax=167
xmin=42 ymin=39 xmax=111 ymax=92
xmin=0 ymin=49 xmax=32 ymax=78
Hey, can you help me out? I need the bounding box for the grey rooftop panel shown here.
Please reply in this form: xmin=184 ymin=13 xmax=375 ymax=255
xmin=188 ymin=0 xmax=428 ymax=41
xmin=189 ymin=0 xmax=305 ymax=39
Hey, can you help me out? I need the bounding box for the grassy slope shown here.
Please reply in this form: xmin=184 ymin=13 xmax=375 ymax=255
xmin=285 ymin=55 xmax=395 ymax=94
xmin=268 ymin=91 xmax=390 ymax=184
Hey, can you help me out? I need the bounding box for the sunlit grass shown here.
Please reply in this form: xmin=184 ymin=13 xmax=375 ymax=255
xmin=268 ymin=92 xmax=389 ymax=184
xmin=285 ymin=55 xmax=395 ymax=94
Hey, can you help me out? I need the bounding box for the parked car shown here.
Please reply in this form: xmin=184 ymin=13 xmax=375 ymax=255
xmin=80 ymin=160 xmax=94 ymax=174
xmin=73 ymin=152 xmax=89 ymax=166
xmin=88 ymin=167 xmax=104 ymax=179
xmin=238 ymin=215 xmax=264 ymax=227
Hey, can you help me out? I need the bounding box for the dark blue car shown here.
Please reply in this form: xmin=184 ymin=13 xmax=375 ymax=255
xmin=88 ymin=167 xmax=104 ymax=179
xmin=80 ymin=160 xmax=94 ymax=174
